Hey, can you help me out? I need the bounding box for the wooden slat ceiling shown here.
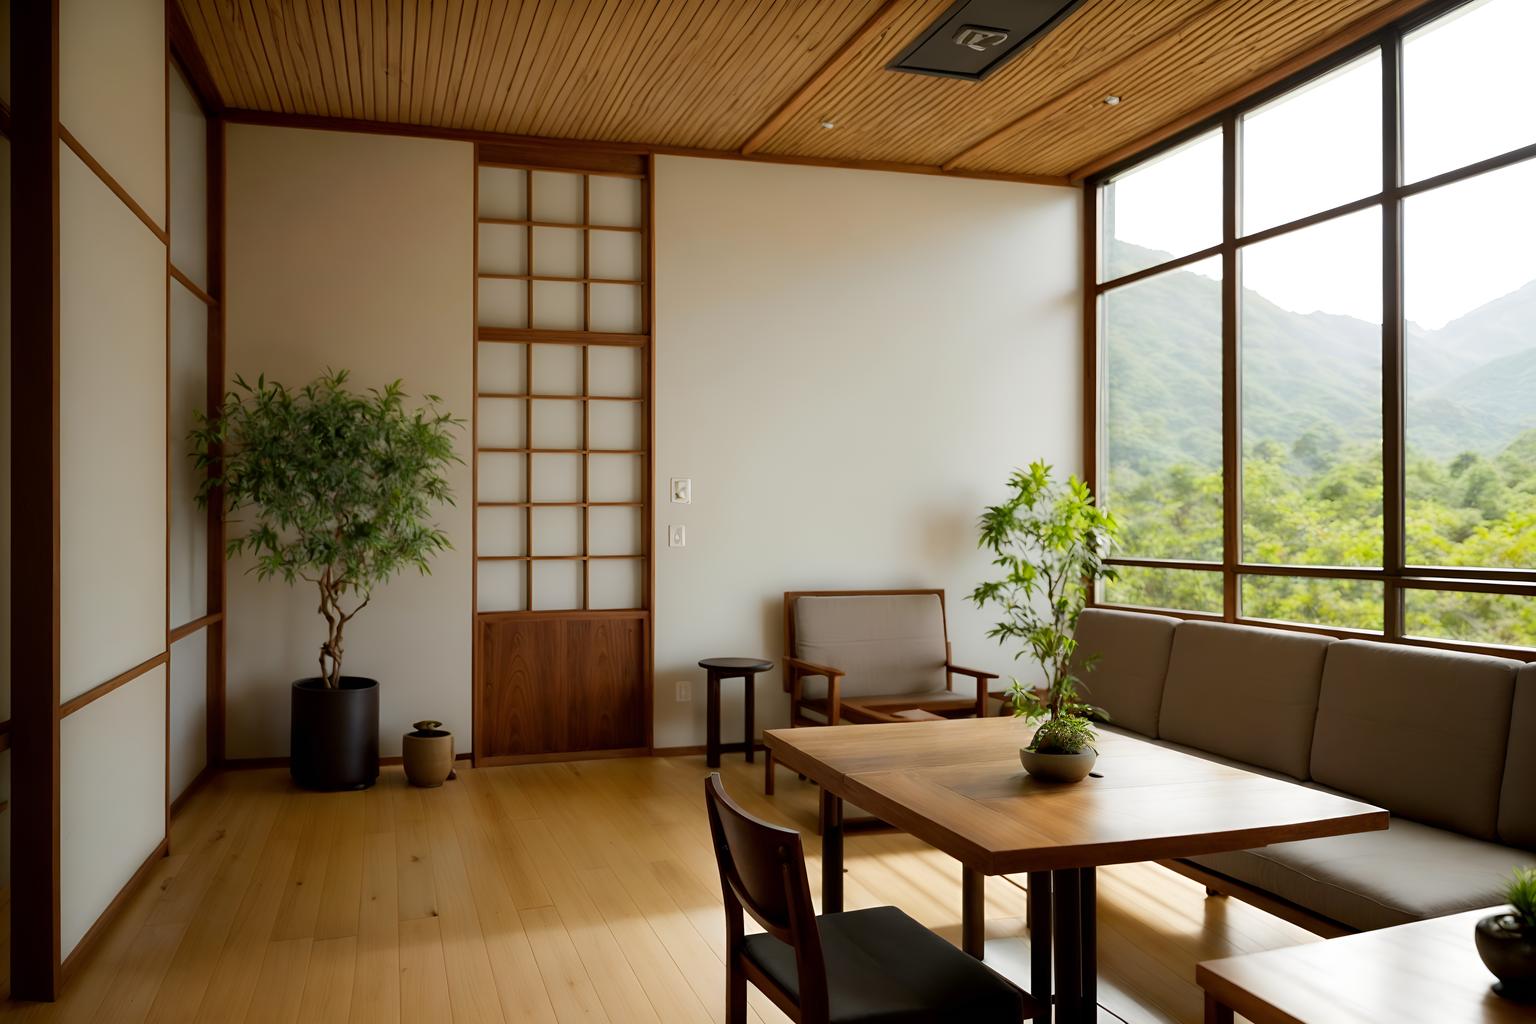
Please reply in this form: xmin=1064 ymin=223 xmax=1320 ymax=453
xmin=179 ymin=0 xmax=1424 ymax=182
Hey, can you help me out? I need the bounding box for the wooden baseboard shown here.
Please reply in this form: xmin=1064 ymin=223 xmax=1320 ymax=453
xmin=60 ymin=836 xmax=170 ymax=982
xmin=475 ymin=746 xmax=649 ymax=767
xmin=224 ymin=752 xmax=475 ymax=771
xmin=651 ymin=741 xmax=768 ymax=757
xmin=168 ymin=762 xmax=214 ymax=818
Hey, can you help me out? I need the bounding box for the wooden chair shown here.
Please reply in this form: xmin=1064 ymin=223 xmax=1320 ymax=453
xmin=703 ymin=773 xmax=1033 ymax=1024
xmin=766 ymin=589 xmax=1000 ymax=794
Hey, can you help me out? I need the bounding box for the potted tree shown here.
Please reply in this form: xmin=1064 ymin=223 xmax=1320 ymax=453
xmin=970 ymin=461 xmax=1118 ymax=783
xmin=193 ymin=369 xmax=460 ymax=791
xmin=1477 ymin=867 xmax=1536 ymax=1002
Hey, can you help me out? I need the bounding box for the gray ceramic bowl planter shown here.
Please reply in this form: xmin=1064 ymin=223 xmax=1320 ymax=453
xmin=1477 ymin=911 xmax=1536 ymax=1002
xmin=1018 ymin=746 xmax=1098 ymax=783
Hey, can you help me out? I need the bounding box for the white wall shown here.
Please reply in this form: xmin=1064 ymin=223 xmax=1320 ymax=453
xmin=652 ymin=156 xmax=1081 ymax=748
xmin=224 ymin=124 xmax=474 ymax=759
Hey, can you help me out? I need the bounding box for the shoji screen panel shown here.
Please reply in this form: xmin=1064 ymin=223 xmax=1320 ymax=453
xmin=474 ymin=148 xmax=652 ymax=763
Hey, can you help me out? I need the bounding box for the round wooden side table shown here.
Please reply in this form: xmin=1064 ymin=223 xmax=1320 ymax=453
xmin=699 ymin=657 xmax=773 ymax=768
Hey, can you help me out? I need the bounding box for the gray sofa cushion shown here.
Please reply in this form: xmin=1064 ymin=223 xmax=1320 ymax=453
xmin=1311 ymin=640 xmax=1519 ymax=840
xmin=1190 ymin=817 xmax=1536 ymax=931
xmin=1500 ymin=663 xmax=1536 ymax=849
xmin=794 ymin=594 xmax=948 ymax=700
xmin=1158 ymin=621 xmax=1332 ymax=779
xmin=1068 ymin=609 xmax=1178 ymax=737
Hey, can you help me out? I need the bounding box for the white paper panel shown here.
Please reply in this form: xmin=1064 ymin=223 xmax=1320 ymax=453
xmin=531 ymin=507 xmax=582 ymax=556
xmin=588 ymin=176 xmax=641 ymax=227
xmin=169 ymin=281 xmax=209 ymax=628
xmin=61 ymin=666 xmax=166 ymax=955
xmin=588 ymin=346 xmax=642 ymax=398
xmin=531 ymin=170 xmax=583 ymax=223
xmin=0 ymin=138 xmax=12 ymax=723
xmin=531 ymin=343 xmax=582 ymax=395
xmin=476 ymin=560 xmax=526 ymax=612
xmin=590 ymin=283 xmax=642 ymax=334
xmin=531 ymin=281 xmax=583 ymax=330
xmin=590 ymin=401 xmax=641 ymax=451
xmin=60 ymin=0 xmax=166 ymax=227
xmin=478 ymin=166 xmax=527 ymax=219
xmin=60 ymin=148 xmax=167 ymax=701
xmin=589 ymin=559 xmax=642 ymax=610
xmin=590 ymin=229 xmax=642 ymax=281
xmin=530 ymin=399 xmax=583 ymax=450
xmin=169 ymin=629 xmax=208 ymax=800
xmin=590 ymin=506 xmax=641 ymax=556
xmin=477 ymin=452 xmax=526 ymax=503
xmin=531 ymin=454 xmax=582 ymax=502
xmin=478 ymin=223 xmax=527 ymax=276
xmin=532 ymin=226 xmax=583 ymax=278
xmin=531 ymin=559 xmax=582 ymax=610
xmin=477 ymin=507 xmax=525 ymax=557
xmin=169 ymin=64 xmax=208 ymax=289
xmin=477 ymin=341 xmax=526 ymax=393
xmin=477 ymin=397 xmax=526 ymax=448
xmin=478 ymin=278 xmax=528 ymax=328
xmin=589 ymin=453 xmax=643 ymax=503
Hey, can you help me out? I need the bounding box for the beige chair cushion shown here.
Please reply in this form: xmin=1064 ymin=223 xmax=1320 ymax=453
xmin=1068 ymin=609 xmax=1178 ymax=737
xmin=794 ymin=594 xmax=948 ymax=700
xmin=1158 ymin=621 xmax=1332 ymax=779
xmin=1190 ymin=817 xmax=1536 ymax=931
xmin=1311 ymin=640 xmax=1519 ymax=840
xmin=1499 ymin=663 xmax=1536 ymax=849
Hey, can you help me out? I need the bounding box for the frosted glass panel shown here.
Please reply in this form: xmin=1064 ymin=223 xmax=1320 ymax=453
xmin=478 ymin=223 xmax=527 ymax=275
xmin=478 ymin=278 xmax=528 ymax=328
xmin=532 ymin=226 xmax=583 ymax=277
xmin=531 ymin=170 xmax=583 ymax=223
xmin=477 ymin=397 xmax=525 ymax=447
xmin=589 ymin=454 xmax=642 ymax=502
xmin=531 ymin=454 xmax=582 ymax=502
xmin=531 ymin=281 xmax=583 ymax=330
xmin=169 ymin=281 xmax=208 ymax=627
xmin=590 ymin=559 xmax=642 ymax=610
xmin=590 ymin=284 xmax=641 ymax=333
xmin=531 ymin=507 xmax=582 ymax=556
xmin=590 ymin=400 xmax=641 ymax=450
xmin=588 ymin=176 xmax=641 ymax=227
xmin=477 ymin=507 xmax=525 ymax=556
xmin=477 ymin=342 xmax=525 ymax=393
xmin=478 ymin=166 xmax=527 ymax=219
xmin=590 ymin=506 xmax=641 ymax=555
xmin=477 ymin=560 xmax=526 ymax=612
xmin=589 ymin=346 xmax=642 ymax=397
xmin=532 ymin=559 xmax=581 ymax=610
xmin=168 ymin=66 xmax=207 ymax=289
xmin=169 ymin=629 xmax=207 ymax=800
xmin=477 ymin=452 xmax=525 ymax=502
xmin=532 ymin=343 xmax=582 ymax=395
xmin=590 ymin=229 xmax=641 ymax=280
xmin=531 ymin=399 xmax=582 ymax=449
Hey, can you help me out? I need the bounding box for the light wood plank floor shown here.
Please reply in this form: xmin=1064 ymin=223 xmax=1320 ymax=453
xmin=0 ymin=754 xmax=1321 ymax=1022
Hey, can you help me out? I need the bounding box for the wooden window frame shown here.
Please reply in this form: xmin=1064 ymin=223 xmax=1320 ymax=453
xmin=1083 ymin=0 xmax=1536 ymax=662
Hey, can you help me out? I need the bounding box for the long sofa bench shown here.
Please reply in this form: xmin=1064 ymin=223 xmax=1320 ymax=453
xmin=1071 ymin=608 xmax=1536 ymax=935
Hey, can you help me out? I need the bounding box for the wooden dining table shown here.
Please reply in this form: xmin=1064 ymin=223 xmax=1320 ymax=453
xmin=764 ymin=717 xmax=1389 ymax=1024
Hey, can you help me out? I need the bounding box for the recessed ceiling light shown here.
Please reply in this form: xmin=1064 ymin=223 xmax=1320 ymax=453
xmin=1104 ymin=95 xmax=1122 ymax=106
xmin=820 ymin=119 xmax=837 ymax=130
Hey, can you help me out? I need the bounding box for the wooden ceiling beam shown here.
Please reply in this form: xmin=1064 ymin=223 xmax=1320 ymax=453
xmin=739 ymin=0 xmax=905 ymax=156
xmin=1068 ymin=0 xmax=1441 ymax=182
xmin=939 ymin=0 xmax=1225 ymax=172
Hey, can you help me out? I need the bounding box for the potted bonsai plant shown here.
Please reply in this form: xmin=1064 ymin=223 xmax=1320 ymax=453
xmin=192 ymin=369 xmax=460 ymax=791
xmin=970 ymin=461 xmax=1118 ymax=784
xmin=1477 ymin=866 xmax=1536 ymax=1002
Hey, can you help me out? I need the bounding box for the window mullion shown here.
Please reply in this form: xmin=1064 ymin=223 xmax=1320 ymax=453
xmin=1382 ymin=29 xmax=1406 ymax=641
xmin=1222 ymin=115 xmax=1241 ymax=622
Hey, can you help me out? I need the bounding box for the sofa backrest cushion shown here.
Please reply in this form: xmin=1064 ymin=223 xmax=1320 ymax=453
xmin=1499 ymin=662 xmax=1536 ymax=849
xmin=794 ymin=594 xmax=948 ymax=699
xmin=1312 ymin=640 xmax=1519 ymax=840
xmin=1158 ymin=621 xmax=1332 ymax=779
xmin=1068 ymin=608 xmax=1179 ymax=737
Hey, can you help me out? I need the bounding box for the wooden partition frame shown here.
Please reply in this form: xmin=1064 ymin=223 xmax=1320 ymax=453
xmin=1082 ymin=0 xmax=1536 ymax=664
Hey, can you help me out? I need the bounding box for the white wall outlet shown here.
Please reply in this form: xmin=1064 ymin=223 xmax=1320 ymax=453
xmin=675 ymin=680 xmax=692 ymax=702
xmin=670 ymin=477 xmax=692 ymax=504
xmin=668 ymin=524 xmax=686 ymax=547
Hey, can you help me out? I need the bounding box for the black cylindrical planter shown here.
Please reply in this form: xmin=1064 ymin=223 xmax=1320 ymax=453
xmin=291 ymin=677 xmax=379 ymax=791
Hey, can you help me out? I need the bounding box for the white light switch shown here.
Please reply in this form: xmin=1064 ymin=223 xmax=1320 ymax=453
xmin=670 ymin=477 xmax=692 ymax=504
xmin=668 ymin=524 xmax=686 ymax=548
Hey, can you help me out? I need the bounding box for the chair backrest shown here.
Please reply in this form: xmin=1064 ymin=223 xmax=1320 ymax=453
xmin=704 ymin=774 xmax=829 ymax=1015
xmin=785 ymin=590 xmax=949 ymax=699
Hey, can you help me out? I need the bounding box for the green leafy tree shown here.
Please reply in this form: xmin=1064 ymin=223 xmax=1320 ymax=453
xmin=191 ymin=369 xmax=462 ymax=687
xmin=970 ymin=462 xmax=1119 ymax=754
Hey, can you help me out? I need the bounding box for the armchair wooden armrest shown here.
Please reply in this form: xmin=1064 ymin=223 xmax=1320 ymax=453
xmin=946 ymin=663 xmax=1000 ymax=718
xmin=946 ymin=664 xmax=997 ymax=681
xmin=784 ymin=656 xmax=846 ymax=680
xmin=783 ymin=656 xmax=846 ymax=726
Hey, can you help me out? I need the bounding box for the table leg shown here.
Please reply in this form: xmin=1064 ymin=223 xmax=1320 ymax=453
xmin=962 ymin=867 xmax=985 ymax=958
xmin=1203 ymin=992 xmax=1235 ymax=1024
xmin=706 ymin=671 xmax=721 ymax=768
xmin=1028 ymin=871 xmax=1051 ymax=1022
xmin=1081 ymin=867 xmax=1097 ymax=1014
xmin=743 ymin=673 xmax=755 ymax=764
xmin=1055 ymin=869 xmax=1084 ymax=1024
xmin=819 ymin=788 xmax=843 ymax=913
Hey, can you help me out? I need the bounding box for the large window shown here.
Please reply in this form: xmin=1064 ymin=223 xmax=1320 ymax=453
xmin=1090 ymin=0 xmax=1536 ymax=654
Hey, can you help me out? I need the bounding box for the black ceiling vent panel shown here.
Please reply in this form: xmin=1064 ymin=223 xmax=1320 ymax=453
xmin=887 ymin=0 xmax=1086 ymax=82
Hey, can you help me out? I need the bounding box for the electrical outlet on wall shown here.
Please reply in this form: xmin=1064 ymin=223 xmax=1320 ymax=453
xmin=675 ymin=680 xmax=692 ymax=702
xmin=670 ymin=477 xmax=692 ymax=504
xmin=668 ymin=524 xmax=686 ymax=547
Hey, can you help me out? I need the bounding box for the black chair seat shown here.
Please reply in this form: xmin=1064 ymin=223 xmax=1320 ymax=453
xmin=742 ymin=906 xmax=1028 ymax=1023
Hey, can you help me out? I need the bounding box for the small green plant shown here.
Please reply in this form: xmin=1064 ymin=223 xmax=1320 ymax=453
xmin=970 ymin=460 xmax=1118 ymax=755
xmin=191 ymin=369 xmax=462 ymax=688
xmin=1506 ymin=866 xmax=1536 ymax=931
